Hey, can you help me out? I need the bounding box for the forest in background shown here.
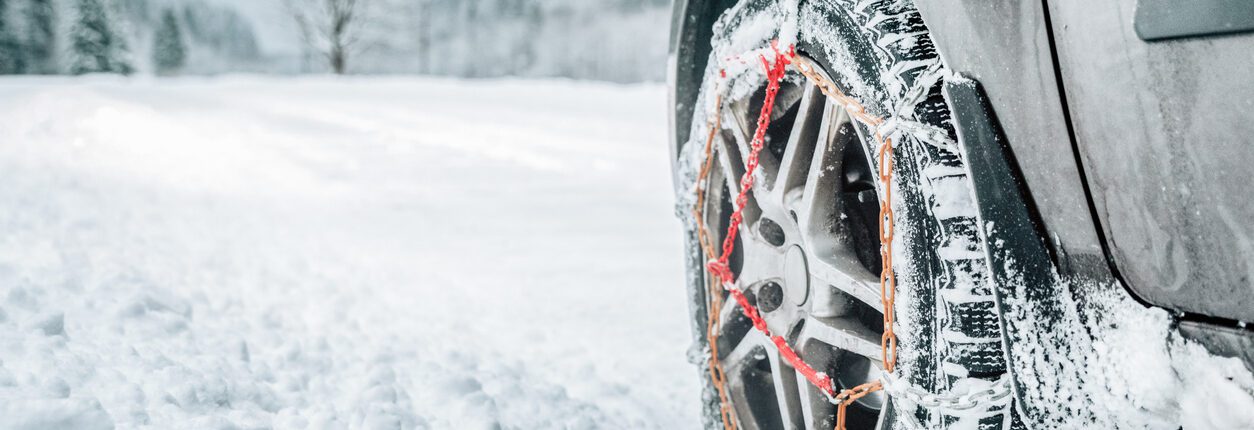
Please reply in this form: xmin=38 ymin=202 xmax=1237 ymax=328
xmin=0 ymin=0 xmax=672 ymax=82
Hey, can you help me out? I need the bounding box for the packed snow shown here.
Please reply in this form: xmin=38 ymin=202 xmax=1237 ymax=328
xmin=0 ymin=76 xmax=701 ymax=429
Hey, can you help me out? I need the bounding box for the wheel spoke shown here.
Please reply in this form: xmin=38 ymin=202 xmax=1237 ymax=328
xmin=769 ymin=81 xmax=823 ymax=213
xmin=715 ymin=127 xmax=763 ymax=228
xmin=726 ymin=99 xmax=756 ymax=164
xmin=723 ymin=332 xmax=773 ymax=430
xmin=767 ymin=348 xmax=805 ymax=429
xmin=702 ymin=161 xmax=729 ymax=246
xmin=808 ymin=258 xmax=883 ymax=313
xmin=798 ymin=315 xmax=883 ymax=361
xmin=850 ymin=120 xmax=882 ymax=188
xmin=719 ymin=290 xmax=744 ymax=331
xmin=791 ymin=101 xmax=845 ymax=233
xmin=728 ymin=96 xmax=782 ymax=191
xmin=724 ymin=330 xmax=767 ymax=373
xmin=716 ymin=126 xmax=747 ymax=191
xmin=796 ymin=370 xmax=834 ymax=430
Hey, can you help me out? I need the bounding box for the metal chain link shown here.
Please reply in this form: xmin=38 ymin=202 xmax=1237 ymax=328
xmin=883 ymin=373 xmax=1014 ymax=415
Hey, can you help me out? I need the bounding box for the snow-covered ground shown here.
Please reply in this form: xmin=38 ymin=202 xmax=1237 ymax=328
xmin=0 ymin=76 xmax=700 ymax=429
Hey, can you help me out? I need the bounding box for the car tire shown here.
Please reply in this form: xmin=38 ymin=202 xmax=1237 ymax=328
xmin=675 ymin=1 xmax=1012 ymax=429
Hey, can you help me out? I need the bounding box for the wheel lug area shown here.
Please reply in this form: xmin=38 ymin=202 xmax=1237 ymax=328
xmin=757 ymin=217 xmax=786 ymax=247
xmin=757 ymin=281 xmax=785 ymax=313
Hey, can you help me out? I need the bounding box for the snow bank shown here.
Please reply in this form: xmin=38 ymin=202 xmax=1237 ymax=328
xmin=1007 ymin=279 xmax=1254 ymax=430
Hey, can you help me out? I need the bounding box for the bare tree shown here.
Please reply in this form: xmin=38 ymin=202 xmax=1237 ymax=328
xmin=286 ymin=0 xmax=368 ymax=74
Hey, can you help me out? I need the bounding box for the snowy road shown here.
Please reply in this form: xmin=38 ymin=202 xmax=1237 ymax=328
xmin=0 ymin=77 xmax=700 ymax=429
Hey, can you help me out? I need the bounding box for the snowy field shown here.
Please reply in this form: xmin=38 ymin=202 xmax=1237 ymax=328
xmin=0 ymin=76 xmax=700 ymax=429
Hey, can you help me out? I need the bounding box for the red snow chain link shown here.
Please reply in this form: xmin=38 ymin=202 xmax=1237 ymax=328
xmin=694 ymin=42 xmax=898 ymax=430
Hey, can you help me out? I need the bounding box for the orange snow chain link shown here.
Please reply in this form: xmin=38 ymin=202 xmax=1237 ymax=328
xmin=692 ymin=91 xmax=738 ymax=430
xmin=692 ymin=44 xmax=897 ymax=430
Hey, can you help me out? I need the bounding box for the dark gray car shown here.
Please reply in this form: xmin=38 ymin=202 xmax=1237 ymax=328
xmin=669 ymin=1 xmax=1254 ymax=428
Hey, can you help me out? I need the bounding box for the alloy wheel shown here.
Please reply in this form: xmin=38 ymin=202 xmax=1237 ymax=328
xmin=700 ymin=56 xmax=890 ymax=430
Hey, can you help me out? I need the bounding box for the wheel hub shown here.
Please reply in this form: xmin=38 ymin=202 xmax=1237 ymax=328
xmin=783 ymin=245 xmax=809 ymax=307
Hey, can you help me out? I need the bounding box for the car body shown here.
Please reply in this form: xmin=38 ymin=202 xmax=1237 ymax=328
xmin=669 ymin=0 xmax=1254 ymax=423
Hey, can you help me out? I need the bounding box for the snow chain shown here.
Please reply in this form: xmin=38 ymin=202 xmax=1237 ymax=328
xmin=692 ymin=42 xmax=1013 ymax=430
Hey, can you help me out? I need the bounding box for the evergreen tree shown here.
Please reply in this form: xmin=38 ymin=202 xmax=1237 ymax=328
xmin=25 ymin=0 xmax=57 ymax=74
xmin=70 ymin=0 xmax=133 ymax=75
xmin=152 ymin=9 xmax=185 ymax=75
xmin=0 ymin=0 xmax=26 ymax=74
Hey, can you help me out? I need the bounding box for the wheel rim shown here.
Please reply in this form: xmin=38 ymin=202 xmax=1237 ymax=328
xmin=701 ymin=56 xmax=889 ymax=430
